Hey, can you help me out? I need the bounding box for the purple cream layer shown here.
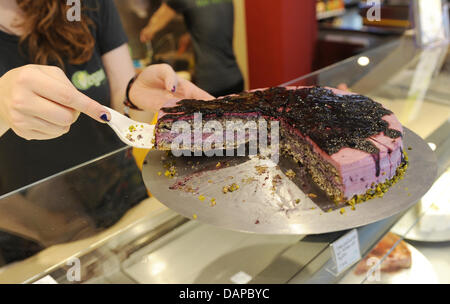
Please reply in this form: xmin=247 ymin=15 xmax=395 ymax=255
xmin=325 ymin=115 xmax=402 ymax=199
xmin=279 ymin=113 xmax=403 ymax=200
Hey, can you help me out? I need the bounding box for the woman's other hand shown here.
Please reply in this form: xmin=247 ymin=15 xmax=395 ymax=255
xmin=129 ymin=64 xmax=214 ymax=112
xmin=140 ymin=25 xmax=155 ymax=43
xmin=0 ymin=65 xmax=110 ymax=140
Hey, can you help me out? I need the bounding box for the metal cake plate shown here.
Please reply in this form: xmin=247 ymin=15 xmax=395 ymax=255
xmin=142 ymin=128 xmax=437 ymax=235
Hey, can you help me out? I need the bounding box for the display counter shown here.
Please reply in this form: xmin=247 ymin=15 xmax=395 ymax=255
xmin=0 ymin=36 xmax=449 ymax=284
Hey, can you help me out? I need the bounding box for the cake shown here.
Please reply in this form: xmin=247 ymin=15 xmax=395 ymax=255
xmin=354 ymin=232 xmax=412 ymax=275
xmin=155 ymin=86 xmax=407 ymax=206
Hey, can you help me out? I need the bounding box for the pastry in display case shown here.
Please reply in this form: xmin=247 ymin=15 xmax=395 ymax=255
xmin=354 ymin=232 xmax=412 ymax=275
xmin=340 ymin=232 xmax=438 ymax=284
xmin=392 ymin=167 xmax=450 ymax=242
xmin=418 ymin=170 xmax=450 ymax=233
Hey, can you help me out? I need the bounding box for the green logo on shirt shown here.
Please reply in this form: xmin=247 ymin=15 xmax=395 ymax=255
xmin=195 ymin=0 xmax=232 ymax=7
xmin=71 ymin=69 xmax=106 ymax=91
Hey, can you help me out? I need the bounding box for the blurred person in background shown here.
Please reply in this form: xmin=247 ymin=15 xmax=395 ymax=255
xmin=140 ymin=0 xmax=244 ymax=97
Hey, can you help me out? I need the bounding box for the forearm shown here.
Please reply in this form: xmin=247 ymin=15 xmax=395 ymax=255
xmin=109 ymin=67 xmax=134 ymax=112
xmin=102 ymin=44 xmax=156 ymax=121
xmin=0 ymin=73 xmax=10 ymax=137
xmin=102 ymin=44 xmax=135 ymax=112
xmin=147 ymin=3 xmax=177 ymax=37
xmin=110 ymin=84 xmax=130 ymax=113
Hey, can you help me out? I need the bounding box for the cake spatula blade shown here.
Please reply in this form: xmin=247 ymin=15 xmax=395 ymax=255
xmin=104 ymin=106 xmax=155 ymax=149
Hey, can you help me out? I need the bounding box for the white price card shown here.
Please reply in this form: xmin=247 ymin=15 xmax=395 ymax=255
xmin=330 ymin=229 xmax=361 ymax=275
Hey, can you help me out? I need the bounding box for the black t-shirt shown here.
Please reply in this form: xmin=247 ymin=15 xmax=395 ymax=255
xmin=165 ymin=0 xmax=243 ymax=94
xmin=0 ymin=0 xmax=128 ymax=195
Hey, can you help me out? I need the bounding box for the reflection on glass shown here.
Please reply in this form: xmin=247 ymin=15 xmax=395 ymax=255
xmin=357 ymin=56 xmax=370 ymax=66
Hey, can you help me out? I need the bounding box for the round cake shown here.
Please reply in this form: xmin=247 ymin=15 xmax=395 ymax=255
xmin=154 ymin=86 xmax=408 ymax=206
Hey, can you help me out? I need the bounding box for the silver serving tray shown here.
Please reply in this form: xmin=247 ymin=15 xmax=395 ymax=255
xmin=142 ymin=128 xmax=437 ymax=235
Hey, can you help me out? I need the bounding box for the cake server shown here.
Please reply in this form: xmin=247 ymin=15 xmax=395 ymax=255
xmin=103 ymin=106 xmax=155 ymax=149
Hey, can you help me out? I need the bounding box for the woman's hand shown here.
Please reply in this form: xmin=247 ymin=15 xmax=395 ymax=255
xmin=140 ymin=25 xmax=155 ymax=43
xmin=0 ymin=65 xmax=110 ymax=140
xmin=129 ymin=64 xmax=214 ymax=112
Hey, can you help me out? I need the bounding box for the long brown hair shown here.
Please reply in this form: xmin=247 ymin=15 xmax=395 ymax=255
xmin=16 ymin=0 xmax=95 ymax=68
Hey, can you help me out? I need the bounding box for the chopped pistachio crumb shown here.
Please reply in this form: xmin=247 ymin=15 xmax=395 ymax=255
xmin=404 ymin=151 xmax=409 ymax=161
xmin=223 ymin=183 xmax=239 ymax=193
xmin=346 ymin=158 xmax=408 ymax=206
xmin=255 ymin=165 xmax=268 ymax=174
xmin=285 ymin=169 xmax=296 ymax=179
xmin=163 ymin=165 xmax=177 ymax=179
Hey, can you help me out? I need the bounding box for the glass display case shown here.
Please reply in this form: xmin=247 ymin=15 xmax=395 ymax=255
xmin=0 ymin=35 xmax=449 ymax=284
